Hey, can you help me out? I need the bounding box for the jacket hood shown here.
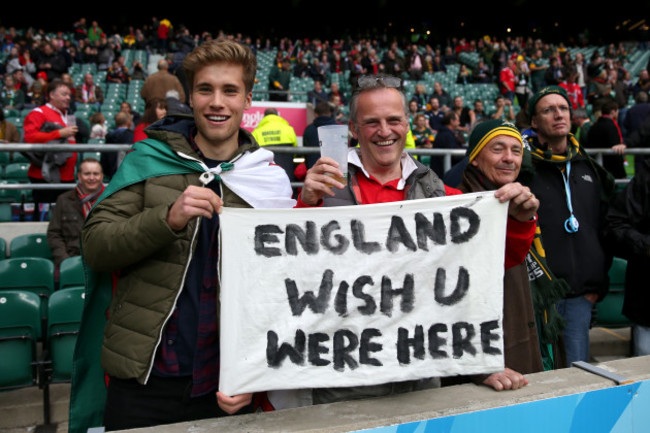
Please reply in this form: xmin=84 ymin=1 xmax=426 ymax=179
xmin=256 ymin=114 xmax=291 ymax=129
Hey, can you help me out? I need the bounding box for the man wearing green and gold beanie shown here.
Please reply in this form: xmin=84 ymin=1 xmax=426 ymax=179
xmin=457 ymin=118 xmax=545 ymax=390
xmin=524 ymin=85 xmax=616 ymax=368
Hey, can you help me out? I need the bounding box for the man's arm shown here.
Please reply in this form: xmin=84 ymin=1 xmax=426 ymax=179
xmin=23 ymin=110 xmax=78 ymax=143
xmin=503 ymin=217 xmax=536 ymax=269
xmin=604 ymin=119 xmax=626 ymax=154
xmin=297 ymin=157 xmax=346 ymax=206
xmin=494 ymin=182 xmax=539 ymax=268
xmin=82 ymin=183 xmax=223 ymax=272
xmin=166 ymin=185 xmax=222 ymax=231
xmin=46 ymin=199 xmax=70 ymax=266
xmin=82 ymin=182 xmax=181 ymax=271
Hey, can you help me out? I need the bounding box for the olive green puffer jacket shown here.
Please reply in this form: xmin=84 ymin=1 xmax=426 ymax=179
xmin=82 ymin=118 xmax=254 ymax=384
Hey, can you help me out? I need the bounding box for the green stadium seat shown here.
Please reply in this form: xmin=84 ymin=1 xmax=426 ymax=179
xmin=46 ymin=286 xmax=85 ymax=382
xmin=10 ymin=233 xmax=53 ymax=260
xmin=59 ymin=255 xmax=85 ymax=290
xmin=0 ymin=203 xmax=11 ymax=222
xmin=0 ymin=180 xmax=21 ymax=202
xmin=11 ymin=152 xmax=30 ymax=163
xmin=75 ymin=103 xmax=98 ymax=114
xmin=595 ymin=257 xmax=631 ymax=328
xmin=0 ymin=290 xmax=41 ymax=389
xmin=80 ymin=64 xmax=97 ymax=75
xmin=3 ymin=108 xmax=19 ymax=118
xmin=0 ymin=257 xmax=55 ymax=339
xmin=3 ymin=162 xmax=30 ymax=182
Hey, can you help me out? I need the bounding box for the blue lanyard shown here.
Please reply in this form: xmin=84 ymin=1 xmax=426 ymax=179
xmin=561 ymin=161 xmax=579 ymax=233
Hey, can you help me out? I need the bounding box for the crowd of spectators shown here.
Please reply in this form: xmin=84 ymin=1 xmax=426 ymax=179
xmin=0 ymin=17 xmax=649 ymax=174
xmin=2 ymin=17 xmax=649 ymax=213
xmin=0 ymin=19 xmax=642 ymax=104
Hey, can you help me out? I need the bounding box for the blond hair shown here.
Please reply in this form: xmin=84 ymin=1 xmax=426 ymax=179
xmin=183 ymin=38 xmax=257 ymax=93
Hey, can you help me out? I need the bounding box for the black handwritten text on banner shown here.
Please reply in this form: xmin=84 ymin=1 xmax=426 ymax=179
xmin=219 ymin=192 xmax=507 ymax=395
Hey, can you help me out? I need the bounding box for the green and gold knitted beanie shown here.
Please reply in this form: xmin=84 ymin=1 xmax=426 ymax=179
xmin=527 ymin=85 xmax=573 ymax=122
xmin=466 ymin=119 xmax=523 ymax=163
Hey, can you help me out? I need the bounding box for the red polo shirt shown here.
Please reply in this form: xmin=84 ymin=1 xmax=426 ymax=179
xmin=296 ymin=171 xmax=461 ymax=207
xmin=295 ymin=171 xmax=533 ymax=270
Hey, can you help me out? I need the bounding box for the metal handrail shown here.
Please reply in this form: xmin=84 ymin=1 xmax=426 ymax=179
xmin=2 ymin=144 xmax=648 ymax=190
xmin=3 ymin=143 xmax=649 ymax=155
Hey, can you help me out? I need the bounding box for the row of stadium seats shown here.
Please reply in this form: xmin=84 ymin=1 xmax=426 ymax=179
xmin=0 ymin=233 xmax=54 ymax=260
xmin=0 ymin=286 xmax=84 ymax=389
xmin=0 ymin=285 xmax=84 ymax=426
xmin=0 ymin=240 xmax=85 ymax=424
xmin=0 ymin=235 xmax=85 ymax=318
xmin=0 ymin=254 xmax=84 ymax=341
xmin=0 ymin=232 xmax=85 ymax=423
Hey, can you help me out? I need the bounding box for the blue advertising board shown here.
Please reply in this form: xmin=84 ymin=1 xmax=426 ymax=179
xmin=364 ymin=380 xmax=650 ymax=433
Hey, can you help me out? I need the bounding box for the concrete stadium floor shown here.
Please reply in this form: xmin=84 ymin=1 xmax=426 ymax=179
xmin=0 ymin=326 xmax=633 ymax=433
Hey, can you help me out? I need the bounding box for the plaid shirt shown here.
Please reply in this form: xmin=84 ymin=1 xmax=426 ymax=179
xmin=153 ymin=132 xmax=229 ymax=397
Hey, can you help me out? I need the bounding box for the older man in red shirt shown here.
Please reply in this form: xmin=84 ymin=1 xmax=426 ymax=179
xmin=298 ymin=74 xmax=537 ymax=403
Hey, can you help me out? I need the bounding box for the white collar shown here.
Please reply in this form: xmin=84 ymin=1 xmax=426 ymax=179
xmin=348 ymin=148 xmax=417 ymax=190
xmin=45 ymin=103 xmax=67 ymax=121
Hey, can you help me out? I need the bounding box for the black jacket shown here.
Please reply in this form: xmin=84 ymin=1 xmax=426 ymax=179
xmin=586 ymin=116 xmax=626 ymax=179
xmin=605 ymin=159 xmax=650 ymax=326
xmin=527 ymin=138 xmax=615 ymax=300
xmin=47 ymin=188 xmax=83 ymax=266
xmin=430 ymin=126 xmax=462 ymax=178
xmin=104 ymin=127 xmax=135 ymax=178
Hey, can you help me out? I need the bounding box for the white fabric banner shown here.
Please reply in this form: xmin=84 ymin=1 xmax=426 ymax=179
xmin=219 ymin=191 xmax=508 ymax=395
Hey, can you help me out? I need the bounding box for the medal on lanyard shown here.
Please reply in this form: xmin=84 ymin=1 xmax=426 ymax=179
xmin=562 ymin=161 xmax=579 ymax=233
